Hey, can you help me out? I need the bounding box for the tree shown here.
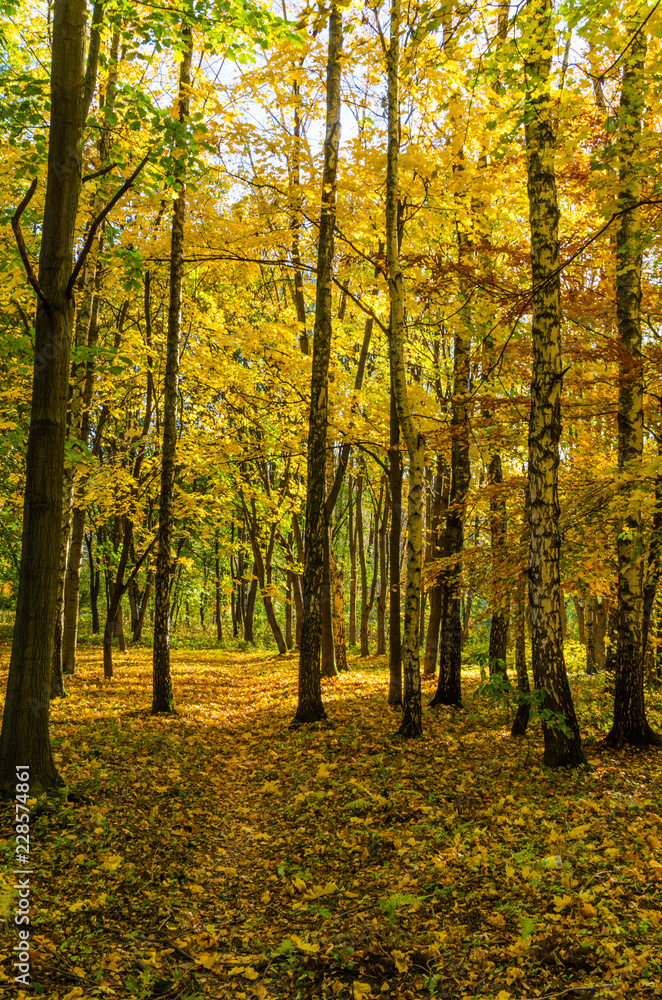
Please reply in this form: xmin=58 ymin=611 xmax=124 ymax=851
xmin=524 ymin=0 xmax=585 ymax=768
xmin=294 ymin=3 xmax=343 ymax=724
xmin=152 ymin=27 xmax=193 ymax=714
xmin=387 ymin=0 xmax=424 ymax=737
xmin=606 ymin=25 xmax=661 ymax=748
xmin=0 ymin=0 xmax=95 ymax=793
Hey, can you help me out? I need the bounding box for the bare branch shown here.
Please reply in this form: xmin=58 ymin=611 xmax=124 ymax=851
xmin=11 ymin=178 xmax=51 ymax=312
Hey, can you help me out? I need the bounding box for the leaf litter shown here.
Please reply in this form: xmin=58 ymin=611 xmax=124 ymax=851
xmin=0 ymin=644 xmax=661 ymax=999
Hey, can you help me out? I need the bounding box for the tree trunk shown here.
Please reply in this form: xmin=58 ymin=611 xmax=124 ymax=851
xmin=348 ymin=473 xmax=357 ymax=646
xmin=594 ymin=598 xmax=607 ymax=671
xmin=388 ymin=379 xmax=403 ymax=705
xmin=294 ymin=3 xmax=342 ymax=724
xmin=573 ymin=594 xmax=586 ymax=644
xmin=511 ymin=492 xmax=531 ymax=736
xmin=430 ymin=84 xmax=472 ymax=709
xmin=321 ymin=524 xmax=337 ymax=675
xmin=285 ymin=571 xmax=293 ymax=650
xmin=152 ymin=28 xmax=193 ymax=714
xmin=525 ymin=0 xmax=585 ymax=767
xmin=0 ymin=0 xmax=92 ymax=792
xmin=244 ymin=575 xmax=257 ymax=643
xmin=331 ymin=552 xmax=347 ymax=670
xmin=215 ymin=526 xmax=223 ymax=642
xmin=387 ymin=0 xmax=424 ymax=737
xmin=59 ymin=18 xmax=116 ymax=682
xmin=423 ymin=453 xmax=448 ymax=676
xmin=376 ymin=486 xmax=390 ymax=656
xmin=607 ymin=28 xmax=661 ymax=747
xmin=586 ymin=594 xmax=597 ymax=675
xmin=488 ymin=452 xmax=509 ymax=675
xmin=87 ymin=532 xmax=101 ymax=634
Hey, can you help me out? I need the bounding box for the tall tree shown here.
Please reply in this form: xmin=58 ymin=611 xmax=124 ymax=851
xmin=606 ymin=26 xmax=661 ymax=748
xmin=152 ymin=26 xmax=193 ymax=713
xmin=0 ymin=0 xmax=92 ymax=792
xmin=387 ymin=0 xmax=424 ymax=737
xmin=294 ymin=3 xmax=342 ymax=723
xmin=524 ymin=0 xmax=585 ymax=767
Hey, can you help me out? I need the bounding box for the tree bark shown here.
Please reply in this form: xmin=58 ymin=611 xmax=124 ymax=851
xmin=573 ymin=594 xmax=585 ymax=644
xmin=511 ymin=491 xmax=531 ymax=736
xmin=387 ymin=0 xmax=424 ymax=737
xmin=0 ymin=0 xmax=89 ymax=791
xmin=607 ymin=27 xmax=661 ymax=747
xmin=215 ymin=526 xmax=223 ymax=642
xmin=388 ymin=377 xmax=403 ymax=705
xmin=152 ymin=28 xmax=193 ymax=714
xmin=525 ymin=0 xmax=585 ymax=767
xmin=586 ymin=595 xmax=597 ymax=675
xmin=488 ymin=450 xmax=509 ymax=676
xmin=294 ymin=3 xmax=342 ymax=723
xmin=423 ymin=453 xmax=448 ymax=676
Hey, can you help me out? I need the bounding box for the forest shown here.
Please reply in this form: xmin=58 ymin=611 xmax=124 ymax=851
xmin=1 ymin=0 xmax=662 ymax=997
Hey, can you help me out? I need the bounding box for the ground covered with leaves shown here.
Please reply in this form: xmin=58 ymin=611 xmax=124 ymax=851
xmin=1 ymin=643 xmax=662 ymax=1000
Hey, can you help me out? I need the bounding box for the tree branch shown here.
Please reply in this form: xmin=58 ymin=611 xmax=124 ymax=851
xmin=67 ymin=153 xmax=150 ymax=297
xmin=11 ymin=178 xmax=51 ymax=311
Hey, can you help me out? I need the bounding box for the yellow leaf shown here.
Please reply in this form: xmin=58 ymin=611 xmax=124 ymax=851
xmin=262 ymin=780 xmax=280 ymax=793
xmin=291 ymin=934 xmax=319 ymax=953
xmin=62 ymin=990 xmax=85 ymax=1000
xmin=317 ymin=763 xmax=331 ymax=779
xmin=228 ymin=966 xmax=246 ymax=976
xmin=495 ymin=992 xmax=512 ymax=1000
xmin=101 ymin=854 xmax=122 ymax=872
xmin=260 ymin=890 xmax=271 ymax=904
xmin=552 ymin=894 xmax=573 ymax=912
xmin=353 ymin=983 xmax=372 ymax=999
xmin=505 ymin=864 xmax=515 ymax=879
xmin=391 ymin=948 xmax=408 ymax=972
xmin=305 ymin=881 xmax=338 ymax=899
xmin=242 ymin=966 xmax=260 ymax=979
xmin=196 ymin=952 xmax=219 ymax=969
xmin=252 ymin=986 xmax=268 ymax=999
xmin=292 ymin=876 xmax=307 ymax=892
xmin=487 ymin=913 xmax=506 ymax=928
xmin=567 ymin=824 xmax=591 ymax=840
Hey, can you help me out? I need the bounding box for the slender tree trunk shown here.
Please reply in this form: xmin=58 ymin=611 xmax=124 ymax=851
xmin=244 ymin=575 xmax=257 ymax=643
xmin=152 ymin=28 xmax=192 ymax=714
xmin=0 ymin=0 xmax=92 ymax=791
xmin=388 ymin=372 xmax=403 ymax=705
xmin=511 ymin=491 xmax=531 ymax=736
xmin=294 ymin=3 xmax=342 ymax=723
xmin=607 ymin=28 xmax=661 ymax=747
xmin=573 ymin=594 xmax=586 ymax=644
xmin=321 ymin=524 xmax=337 ymax=675
xmin=387 ymin=0 xmax=424 ymax=737
xmin=215 ymin=526 xmax=223 ymax=642
xmin=285 ymin=571 xmax=293 ymax=650
xmin=377 ymin=486 xmax=390 ymax=656
xmin=430 ymin=91 xmax=472 ymax=708
xmin=423 ymin=453 xmax=448 ymax=676
xmin=59 ymin=17 xmax=117 ymax=682
xmin=331 ymin=552 xmax=347 ymax=670
xmin=488 ymin=451 xmax=509 ymax=675
xmin=87 ymin=532 xmax=100 ymax=633
xmin=594 ymin=598 xmax=607 ymax=671
xmin=586 ymin=595 xmax=597 ymax=675
xmin=348 ymin=473 xmax=357 ymax=645
xmin=525 ymin=0 xmax=585 ymax=767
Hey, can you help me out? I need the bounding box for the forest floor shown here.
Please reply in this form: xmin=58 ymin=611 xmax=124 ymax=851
xmin=1 ymin=643 xmax=662 ymax=1000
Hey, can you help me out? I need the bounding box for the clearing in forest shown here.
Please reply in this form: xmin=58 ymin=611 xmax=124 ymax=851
xmin=1 ymin=645 xmax=662 ymax=1000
